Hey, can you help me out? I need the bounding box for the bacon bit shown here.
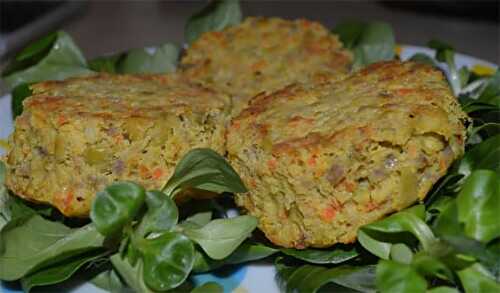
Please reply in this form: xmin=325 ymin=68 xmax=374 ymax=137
xmin=152 ymin=168 xmax=163 ymax=180
xmin=267 ymin=158 xmax=278 ymax=170
xmin=365 ymin=200 xmax=379 ymax=212
xmin=63 ymin=190 xmax=74 ymax=211
xmin=439 ymin=158 xmax=447 ymax=172
xmin=210 ymin=31 xmax=224 ymax=40
xmin=139 ymin=165 xmax=150 ymax=179
xmin=57 ymin=115 xmax=68 ymax=126
xmin=344 ymin=180 xmax=356 ymax=193
xmin=396 ymin=88 xmax=414 ymax=96
xmin=249 ymin=178 xmax=257 ymax=188
xmin=307 ymin=42 xmax=327 ymax=54
xmin=232 ymin=121 xmax=241 ymax=129
xmin=251 ymin=60 xmax=267 ymax=72
xmin=321 ymin=205 xmax=337 ymax=222
xmin=113 ymin=134 xmax=124 ymax=144
xmin=408 ymin=144 xmax=418 ymax=158
xmin=288 ymin=116 xmax=314 ymax=126
xmin=279 ymin=210 xmax=289 ymax=220
xmin=256 ymin=123 xmax=269 ymax=136
xmin=307 ymin=155 xmax=317 ymax=167
xmin=359 ymin=126 xmax=374 ymax=137
xmin=301 ymin=20 xmax=313 ymax=27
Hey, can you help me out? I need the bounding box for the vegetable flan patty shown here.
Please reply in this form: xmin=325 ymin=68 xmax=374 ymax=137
xmin=180 ymin=17 xmax=352 ymax=113
xmin=4 ymin=74 xmax=230 ymax=217
xmin=227 ymin=61 xmax=468 ymax=248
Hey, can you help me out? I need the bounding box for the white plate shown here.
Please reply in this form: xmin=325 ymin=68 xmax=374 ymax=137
xmin=0 ymin=46 xmax=497 ymax=293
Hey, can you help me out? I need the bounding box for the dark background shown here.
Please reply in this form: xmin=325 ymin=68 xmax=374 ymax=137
xmin=1 ymin=0 xmax=499 ymax=63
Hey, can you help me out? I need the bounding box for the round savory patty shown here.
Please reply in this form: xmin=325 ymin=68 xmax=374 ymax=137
xmin=180 ymin=17 xmax=352 ymax=113
xmin=4 ymin=73 xmax=231 ymax=217
xmin=227 ymin=61 xmax=468 ymax=248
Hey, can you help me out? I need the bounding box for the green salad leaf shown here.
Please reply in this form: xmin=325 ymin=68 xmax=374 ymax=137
xmin=177 ymin=211 xmax=213 ymax=231
xmin=280 ymin=246 xmax=359 ymax=265
xmin=136 ymin=191 xmax=179 ymax=238
xmin=275 ymin=257 xmax=377 ymax=293
xmin=140 ymin=232 xmax=194 ymax=291
xmin=428 ymin=287 xmax=460 ymax=293
xmin=333 ymin=21 xmax=395 ymax=70
xmin=456 ymin=170 xmax=500 ymax=243
xmin=191 ymin=282 xmax=223 ymax=293
xmin=119 ymin=44 xmax=179 ymax=74
xmin=163 ymin=148 xmax=247 ymax=198
xmin=411 ymin=252 xmax=455 ymax=282
xmin=0 ymin=220 xmax=104 ymax=281
xmin=428 ymin=39 xmax=461 ymax=96
xmin=476 ymin=70 xmax=500 ymax=107
xmin=185 ymin=0 xmax=242 ymax=44
xmin=0 ymin=162 xmax=10 ymax=231
xmin=457 ymin=263 xmax=500 ymax=292
xmin=193 ymin=241 xmax=278 ymax=273
xmin=358 ymin=205 xmax=438 ymax=259
xmin=91 ymin=181 xmax=146 ymax=237
xmin=89 ymin=44 xmax=180 ymax=74
xmin=91 ymin=269 xmax=131 ymax=293
xmin=21 ymin=251 xmax=106 ymax=292
xmin=459 ymin=135 xmax=500 ymax=177
xmin=409 ymin=53 xmax=438 ymax=67
xmin=182 ymin=215 xmax=257 ymax=260
xmin=2 ymin=31 xmax=93 ymax=89
xmin=10 ymin=83 xmax=33 ymax=119
xmin=110 ymin=254 xmax=155 ymax=293
xmin=376 ymin=259 xmax=427 ymax=293
xmin=87 ymin=53 xmax=125 ymax=74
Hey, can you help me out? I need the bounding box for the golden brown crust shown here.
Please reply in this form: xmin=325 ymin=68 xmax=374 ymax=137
xmin=5 ymin=73 xmax=231 ymax=217
xmin=227 ymin=61 xmax=467 ymax=248
xmin=180 ymin=17 xmax=352 ymax=113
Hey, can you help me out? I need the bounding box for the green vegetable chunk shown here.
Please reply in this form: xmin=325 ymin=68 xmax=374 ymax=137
xmin=140 ymin=232 xmax=194 ymax=291
xmin=91 ymin=181 xmax=146 ymax=236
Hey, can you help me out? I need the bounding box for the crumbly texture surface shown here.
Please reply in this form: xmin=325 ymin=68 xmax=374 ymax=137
xmin=227 ymin=61 xmax=467 ymax=248
xmin=4 ymin=74 xmax=230 ymax=217
xmin=180 ymin=17 xmax=352 ymax=113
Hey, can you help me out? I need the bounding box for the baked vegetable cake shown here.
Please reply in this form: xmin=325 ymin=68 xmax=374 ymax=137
xmin=181 ymin=17 xmax=352 ymax=113
xmin=4 ymin=73 xmax=230 ymax=217
xmin=227 ymin=61 xmax=468 ymax=248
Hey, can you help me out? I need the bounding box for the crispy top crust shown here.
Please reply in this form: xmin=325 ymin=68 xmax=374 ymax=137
xmin=181 ymin=17 xmax=352 ymax=108
xmin=27 ymin=73 xmax=230 ymax=119
xmin=229 ymin=61 xmax=467 ymax=155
